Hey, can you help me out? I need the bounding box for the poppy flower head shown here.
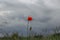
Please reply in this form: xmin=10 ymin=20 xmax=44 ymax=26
xmin=27 ymin=16 xmax=32 ymax=21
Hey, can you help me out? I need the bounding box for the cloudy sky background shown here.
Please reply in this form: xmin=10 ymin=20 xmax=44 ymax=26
xmin=0 ymin=0 xmax=60 ymax=36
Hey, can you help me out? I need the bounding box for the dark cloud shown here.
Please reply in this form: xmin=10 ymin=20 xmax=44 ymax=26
xmin=0 ymin=0 xmax=60 ymax=35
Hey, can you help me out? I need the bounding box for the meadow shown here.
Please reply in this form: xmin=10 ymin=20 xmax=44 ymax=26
xmin=0 ymin=32 xmax=60 ymax=40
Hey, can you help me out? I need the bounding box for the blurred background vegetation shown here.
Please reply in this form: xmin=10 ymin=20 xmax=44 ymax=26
xmin=0 ymin=26 xmax=60 ymax=40
xmin=0 ymin=32 xmax=60 ymax=40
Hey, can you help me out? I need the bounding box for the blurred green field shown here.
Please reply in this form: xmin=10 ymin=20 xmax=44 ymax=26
xmin=0 ymin=33 xmax=60 ymax=40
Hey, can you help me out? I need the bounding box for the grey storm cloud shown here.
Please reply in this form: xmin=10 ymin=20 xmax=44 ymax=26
xmin=0 ymin=0 xmax=60 ymax=34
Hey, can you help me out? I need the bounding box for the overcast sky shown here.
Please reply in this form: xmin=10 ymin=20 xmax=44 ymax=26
xmin=0 ymin=0 xmax=60 ymax=36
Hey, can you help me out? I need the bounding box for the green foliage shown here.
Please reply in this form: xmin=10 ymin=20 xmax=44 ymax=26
xmin=34 ymin=35 xmax=43 ymax=38
xmin=0 ymin=32 xmax=60 ymax=40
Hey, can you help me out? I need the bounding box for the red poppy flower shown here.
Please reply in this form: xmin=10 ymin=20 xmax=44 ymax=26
xmin=27 ymin=16 xmax=32 ymax=21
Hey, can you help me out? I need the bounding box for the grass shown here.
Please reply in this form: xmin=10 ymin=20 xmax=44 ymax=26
xmin=0 ymin=33 xmax=60 ymax=40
